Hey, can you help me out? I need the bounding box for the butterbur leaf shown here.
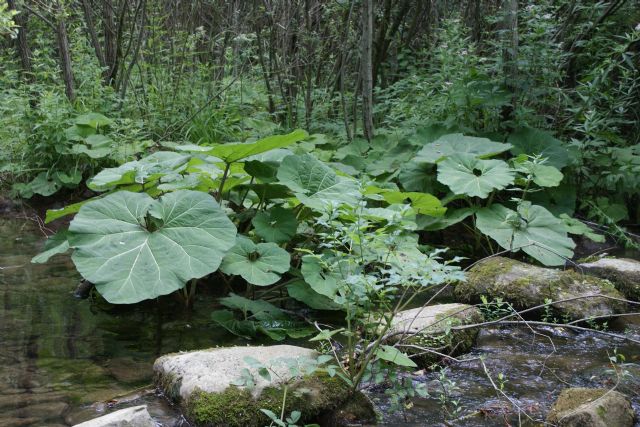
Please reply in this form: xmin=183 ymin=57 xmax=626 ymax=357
xmin=31 ymin=230 xmax=71 ymax=263
xmin=508 ymin=127 xmax=569 ymax=169
xmin=300 ymin=255 xmax=344 ymax=298
xmin=415 ymin=134 xmax=512 ymax=163
xmin=377 ymin=190 xmax=445 ymax=216
xmin=46 ymin=199 xmax=92 ymax=223
xmin=286 ymin=280 xmax=343 ymax=310
xmin=476 ymin=202 xmax=575 ymax=266
xmin=207 ymin=130 xmax=308 ymax=163
xmin=252 ymin=207 xmax=298 ymax=244
xmin=88 ymin=151 xmax=191 ymax=191
xmin=416 ymin=207 xmax=476 ymax=231
xmin=437 ymin=153 xmax=514 ymax=198
xmin=220 ymin=293 xmax=288 ymax=320
xmin=69 ymin=190 xmax=237 ymax=304
xmin=220 ymin=236 xmax=290 ymax=286
xmin=211 ymin=310 xmax=256 ymax=339
xmin=375 ymin=345 xmax=417 ymax=368
xmin=559 ymin=214 xmax=605 ymax=243
xmin=513 ymin=160 xmax=563 ymax=187
xmin=75 ymin=112 xmax=113 ymax=129
xmin=277 ymin=154 xmax=360 ymax=211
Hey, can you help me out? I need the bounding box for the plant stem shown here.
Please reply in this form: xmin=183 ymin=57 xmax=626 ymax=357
xmin=216 ymin=162 xmax=231 ymax=202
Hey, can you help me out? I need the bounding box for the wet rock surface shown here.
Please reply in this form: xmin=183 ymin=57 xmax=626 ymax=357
xmin=154 ymin=345 xmax=374 ymax=427
xmin=73 ymin=405 xmax=156 ymax=427
xmin=386 ymin=303 xmax=483 ymax=366
xmin=546 ymin=388 xmax=635 ymax=427
xmin=455 ymin=256 xmax=627 ymax=320
xmin=579 ymin=257 xmax=640 ymax=301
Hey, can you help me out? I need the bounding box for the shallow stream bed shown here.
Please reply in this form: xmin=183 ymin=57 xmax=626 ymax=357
xmin=1 ymin=217 xmax=639 ymax=426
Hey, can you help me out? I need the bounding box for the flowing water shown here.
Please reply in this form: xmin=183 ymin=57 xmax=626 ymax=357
xmin=1 ymin=217 xmax=639 ymax=426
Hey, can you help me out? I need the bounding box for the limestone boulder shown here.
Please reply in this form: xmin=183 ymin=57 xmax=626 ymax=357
xmin=579 ymin=257 xmax=640 ymax=301
xmin=546 ymin=388 xmax=635 ymax=427
xmin=153 ymin=345 xmax=374 ymax=427
xmin=73 ymin=405 xmax=156 ymax=427
xmin=386 ymin=303 xmax=483 ymax=366
xmin=455 ymin=257 xmax=626 ymax=320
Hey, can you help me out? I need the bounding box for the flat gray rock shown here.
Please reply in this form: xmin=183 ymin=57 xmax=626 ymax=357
xmin=154 ymin=345 xmax=318 ymax=401
xmin=73 ymin=405 xmax=155 ymax=427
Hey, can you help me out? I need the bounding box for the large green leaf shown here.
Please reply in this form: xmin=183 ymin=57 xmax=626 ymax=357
xmin=277 ymin=154 xmax=360 ymax=211
xmin=220 ymin=236 xmax=291 ymax=286
xmin=508 ymin=127 xmax=569 ymax=169
xmin=300 ymin=255 xmax=346 ymax=298
xmin=415 ymin=134 xmax=512 ymax=163
xmin=69 ymin=190 xmax=237 ymax=303
xmin=252 ymin=207 xmax=298 ymax=244
xmin=416 ymin=207 xmax=476 ymax=231
xmin=88 ymin=151 xmax=191 ymax=191
xmin=513 ymin=158 xmax=563 ymax=187
xmin=75 ymin=112 xmax=113 ymax=129
xmin=286 ymin=280 xmax=343 ymax=310
xmin=437 ymin=153 xmax=515 ymax=198
xmin=475 ymin=202 xmax=575 ymax=266
xmin=31 ymin=230 xmax=71 ymax=263
xmin=206 ymin=130 xmax=308 ymax=163
xmin=219 ymin=293 xmax=288 ymax=320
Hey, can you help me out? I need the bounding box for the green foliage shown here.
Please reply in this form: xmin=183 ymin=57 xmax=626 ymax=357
xmin=68 ymin=190 xmax=237 ymax=303
xmin=476 ymin=202 xmax=576 ymax=266
xmin=220 ymin=236 xmax=291 ymax=286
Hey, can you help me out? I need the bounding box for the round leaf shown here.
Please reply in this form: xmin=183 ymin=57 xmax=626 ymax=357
xmin=220 ymin=236 xmax=291 ymax=286
xmin=476 ymin=202 xmax=575 ymax=266
xmin=69 ymin=190 xmax=237 ymax=303
xmin=508 ymin=127 xmax=569 ymax=169
xmin=252 ymin=207 xmax=298 ymax=244
xmin=437 ymin=153 xmax=515 ymax=198
xmin=277 ymin=154 xmax=360 ymax=211
xmin=415 ymin=134 xmax=512 ymax=163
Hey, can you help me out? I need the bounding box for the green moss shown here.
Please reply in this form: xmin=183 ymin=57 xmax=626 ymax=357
xmin=184 ymin=373 xmax=371 ymax=427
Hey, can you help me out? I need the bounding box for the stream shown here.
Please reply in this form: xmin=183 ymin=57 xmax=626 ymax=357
xmin=1 ymin=217 xmax=639 ymax=426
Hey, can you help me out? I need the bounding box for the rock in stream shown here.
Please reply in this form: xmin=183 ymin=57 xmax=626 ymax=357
xmin=579 ymin=257 xmax=640 ymax=301
xmin=455 ymin=256 xmax=627 ymax=320
xmin=153 ymin=345 xmax=375 ymax=426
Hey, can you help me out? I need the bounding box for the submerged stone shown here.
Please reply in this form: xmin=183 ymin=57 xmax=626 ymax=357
xmin=546 ymin=388 xmax=635 ymax=427
xmin=455 ymin=257 xmax=626 ymax=320
xmin=73 ymin=405 xmax=155 ymax=427
xmin=153 ymin=345 xmax=374 ymax=426
xmin=579 ymin=257 xmax=640 ymax=301
xmin=385 ymin=303 xmax=483 ymax=366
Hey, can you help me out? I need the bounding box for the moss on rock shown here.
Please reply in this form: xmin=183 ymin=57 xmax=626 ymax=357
xmin=455 ymin=257 xmax=627 ymax=320
xmin=546 ymin=388 xmax=635 ymax=427
xmin=185 ymin=373 xmax=373 ymax=427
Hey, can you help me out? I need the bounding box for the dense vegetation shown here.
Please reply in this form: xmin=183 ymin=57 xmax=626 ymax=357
xmin=1 ymin=0 xmax=639 ymax=423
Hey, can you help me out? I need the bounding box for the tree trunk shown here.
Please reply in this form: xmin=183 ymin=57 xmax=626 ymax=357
xmin=501 ymin=0 xmax=518 ymax=123
xmin=81 ymin=0 xmax=106 ymax=69
xmin=361 ymin=0 xmax=375 ymax=141
xmin=7 ymin=0 xmax=32 ymax=79
xmin=56 ymin=17 xmax=75 ymax=101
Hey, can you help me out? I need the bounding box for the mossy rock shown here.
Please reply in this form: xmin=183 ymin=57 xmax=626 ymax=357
xmin=546 ymin=388 xmax=635 ymax=427
xmin=579 ymin=258 xmax=640 ymax=301
xmin=385 ymin=304 xmax=483 ymax=367
xmin=154 ymin=345 xmax=375 ymax=427
xmin=455 ymin=257 xmax=627 ymax=320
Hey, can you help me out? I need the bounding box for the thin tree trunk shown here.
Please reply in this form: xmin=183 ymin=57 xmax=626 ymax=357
xmin=501 ymin=0 xmax=518 ymax=123
xmin=7 ymin=0 xmax=32 ymax=79
xmin=361 ymin=0 xmax=375 ymax=140
xmin=80 ymin=0 xmax=106 ymax=69
xmin=56 ymin=17 xmax=75 ymax=101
